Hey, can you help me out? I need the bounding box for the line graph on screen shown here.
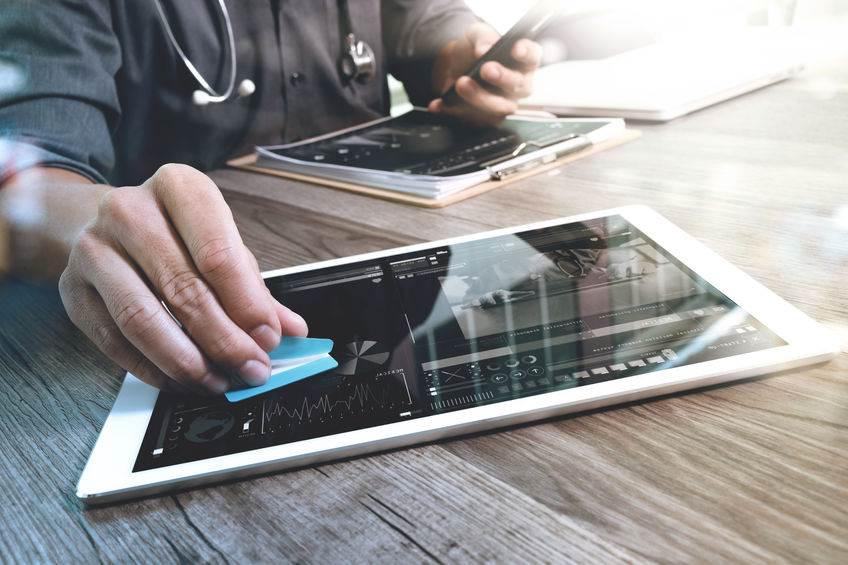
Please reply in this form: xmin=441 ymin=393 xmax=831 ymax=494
xmin=261 ymin=373 xmax=413 ymax=426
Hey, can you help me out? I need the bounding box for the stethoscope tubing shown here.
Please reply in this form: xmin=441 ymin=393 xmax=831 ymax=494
xmin=151 ymin=0 xmax=238 ymax=104
xmin=152 ymin=0 xmax=374 ymax=105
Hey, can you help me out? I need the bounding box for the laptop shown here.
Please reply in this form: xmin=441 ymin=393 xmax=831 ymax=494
xmin=520 ymin=2 xmax=805 ymax=122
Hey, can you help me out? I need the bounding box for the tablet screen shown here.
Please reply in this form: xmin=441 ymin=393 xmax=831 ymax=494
xmin=133 ymin=215 xmax=785 ymax=471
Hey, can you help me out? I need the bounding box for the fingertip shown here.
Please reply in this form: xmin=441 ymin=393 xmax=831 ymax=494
xmin=514 ymin=39 xmax=542 ymax=66
xmin=238 ymin=359 xmax=271 ymax=387
xmin=292 ymin=315 xmax=309 ymax=337
xmin=277 ymin=303 xmax=308 ymax=337
xmin=428 ymin=99 xmax=443 ymax=113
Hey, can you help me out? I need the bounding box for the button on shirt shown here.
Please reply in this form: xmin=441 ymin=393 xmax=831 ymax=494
xmin=0 ymin=0 xmax=477 ymax=186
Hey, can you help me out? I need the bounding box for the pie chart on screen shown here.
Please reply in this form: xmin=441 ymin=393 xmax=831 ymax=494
xmin=337 ymin=340 xmax=390 ymax=375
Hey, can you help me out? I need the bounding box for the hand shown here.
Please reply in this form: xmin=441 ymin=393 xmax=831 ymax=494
xmin=605 ymin=249 xmax=658 ymax=281
xmin=465 ymin=289 xmax=536 ymax=309
xmin=428 ymin=22 xmax=542 ymax=125
xmin=58 ymin=164 xmax=308 ymax=394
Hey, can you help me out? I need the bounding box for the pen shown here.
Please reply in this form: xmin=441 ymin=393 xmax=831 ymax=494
xmin=486 ymin=134 xmax=592 ymax=180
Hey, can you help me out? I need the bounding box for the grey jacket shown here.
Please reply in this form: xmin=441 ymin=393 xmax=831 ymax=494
xmin=0 ymin=0 xmax=476 ymax=185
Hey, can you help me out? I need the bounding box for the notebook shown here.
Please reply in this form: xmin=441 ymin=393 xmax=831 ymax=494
xmin=522 ymin=28 xmax=805 ymax=122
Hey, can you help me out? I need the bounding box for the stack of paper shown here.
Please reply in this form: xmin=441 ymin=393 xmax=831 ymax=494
xmin=256 ymin=146 xmax=491 ymax=198
xmin=255 ymin=109 xmax=625 ymax=200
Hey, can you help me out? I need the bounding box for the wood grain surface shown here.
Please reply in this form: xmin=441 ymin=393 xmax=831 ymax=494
xmin=1 ymin=56 xmax=846 ymax=563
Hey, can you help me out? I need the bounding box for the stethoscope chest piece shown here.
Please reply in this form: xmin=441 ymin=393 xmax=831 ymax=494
xmin=340 ymin=33 xmax=376 ymax=83
xmin=154 ymin=0 xmax=376 ymax=105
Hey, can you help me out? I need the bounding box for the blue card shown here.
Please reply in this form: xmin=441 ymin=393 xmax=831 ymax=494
xmin=225 ymin=337 xmax=337 ymax=403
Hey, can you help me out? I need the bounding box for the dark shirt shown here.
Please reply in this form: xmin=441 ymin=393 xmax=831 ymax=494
xmin=0 ymin=0 xmax=476 ymax=186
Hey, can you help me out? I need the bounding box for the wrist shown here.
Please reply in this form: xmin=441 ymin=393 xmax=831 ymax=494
xmin=0 ymin=168 xmax=104 ymax=280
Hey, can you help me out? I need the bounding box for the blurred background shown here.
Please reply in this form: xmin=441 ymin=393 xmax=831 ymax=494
xmin=2 ymin=1 xmax=846 ymax=122
xmin=390 ymin=0 xmax=848 ymax=114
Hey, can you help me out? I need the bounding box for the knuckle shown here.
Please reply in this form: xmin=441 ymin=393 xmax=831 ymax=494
xmin=97 ymin=188 xmax=136 ymax=226
xmin=158 ymin=269 xmax=215 ymax=318
xmin=91 ymin=323 xmax=113 ymax=349
xmin=71 ymin=229 xmax=103 ymax=263
xmin=153 ymin=163 xmax=196 ymax=187
xmin=125 ymin=353 xmax=146 ymax=376
xmin=194 ymin=237 xmax=238 ymax=278
xmin=90 ymin=323 xmax=121 ymax=357
xmin=151 ymin=163 xmax=209 ymax=198
xmin=169 ymin=350 xmax=206 ymax=385
xmin=114 ymin=296 xmax=161 ymax=338
xmin=58 ymin=272 xmax=90 ymax=326
xmin=206 ymin=330 xmax=248 ymax=365
xmin=239 ymin=297 xmax=272 ymax=326
xmin=58 ymin=269 xmax=76 ymax=304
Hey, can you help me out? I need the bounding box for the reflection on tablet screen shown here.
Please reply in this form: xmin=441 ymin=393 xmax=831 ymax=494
xmin=133 ymin=216 xmax=785 ymax=471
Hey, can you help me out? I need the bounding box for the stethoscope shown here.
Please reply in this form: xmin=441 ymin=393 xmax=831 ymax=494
xmin=152 ymin=0 xmax=377 ymax=106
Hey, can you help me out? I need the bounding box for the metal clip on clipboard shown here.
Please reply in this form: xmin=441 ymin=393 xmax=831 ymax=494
xmin=484 ymin=134 xmax=592 ymax=181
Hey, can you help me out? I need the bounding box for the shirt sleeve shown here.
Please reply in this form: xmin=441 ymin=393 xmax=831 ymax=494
xmin=381 ymin=0 xmax=479 ymax=106
xmin=0 ymin=0 xmax=121 ymax=185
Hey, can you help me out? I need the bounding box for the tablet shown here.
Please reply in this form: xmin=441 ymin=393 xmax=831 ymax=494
xmin=77 ymin=206 xmax=839 ymax=504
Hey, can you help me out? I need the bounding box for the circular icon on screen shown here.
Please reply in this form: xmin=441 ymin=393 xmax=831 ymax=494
xmin=184 ymin=411 xmax=235 ymax=443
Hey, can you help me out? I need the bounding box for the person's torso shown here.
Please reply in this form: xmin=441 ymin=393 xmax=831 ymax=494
xmin=110 ymin=0 xmax=389 ymax=185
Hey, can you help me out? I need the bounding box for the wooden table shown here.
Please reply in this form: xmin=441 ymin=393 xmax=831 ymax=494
xmin=2 ymin=57 xmax=846 ymax=563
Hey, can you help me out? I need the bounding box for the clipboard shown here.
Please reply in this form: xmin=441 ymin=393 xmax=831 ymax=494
xmin=228 ymin=128 xmax=640 ymax=209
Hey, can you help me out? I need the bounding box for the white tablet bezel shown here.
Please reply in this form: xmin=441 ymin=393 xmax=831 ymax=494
xmin=77 ymin=205 xmax=839 ymax=504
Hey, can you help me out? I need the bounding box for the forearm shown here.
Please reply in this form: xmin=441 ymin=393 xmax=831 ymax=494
xmin=0 ymin=168 xmax=108 ymax=280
